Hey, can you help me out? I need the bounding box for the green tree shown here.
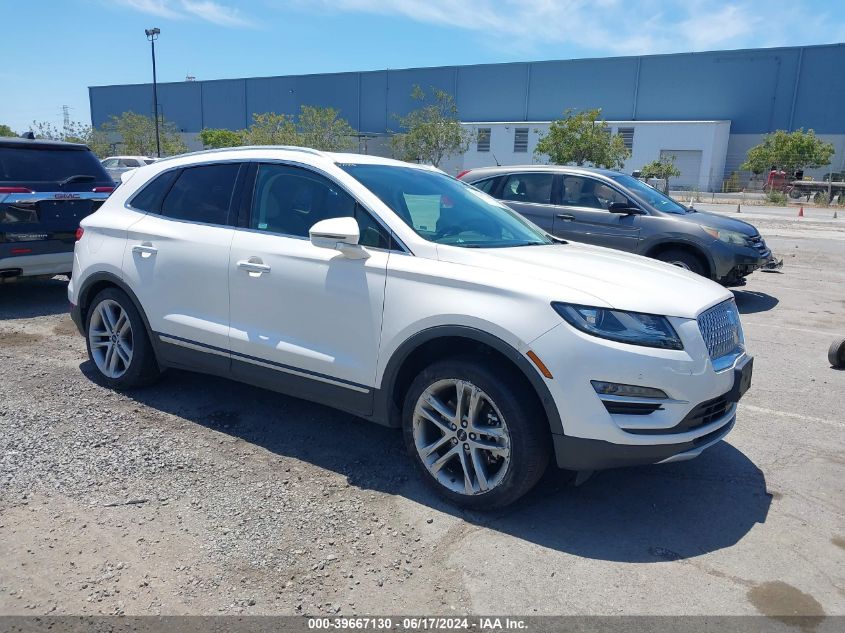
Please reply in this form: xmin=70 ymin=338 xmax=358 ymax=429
xmin=29 ymin=119 xmax=110 ymax=157
xmin=0 ymin=124 xmax=15 ymax=137
xmin=298 ymin=105 xmax=356 ymax=151
xmin=640 ymin=155 xmax=681 ymax=194
xmin=242 ymin=112 xmax=300 ymax=146
xmin=98 ymin=112 xmax=186 ymax=157
xmin=391 ymin=85 xmax=471 ymax=167
xmin=534 ymin=108 xmax=630 ymax=169
xmin=741 ymin=129 xmax=834 ymax=175
xmin=199 ymin=128 xmax=245 ymax=149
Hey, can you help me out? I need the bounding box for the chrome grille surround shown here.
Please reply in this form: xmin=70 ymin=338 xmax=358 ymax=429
xmin=697 ymin=299 xmax=744 ymax=370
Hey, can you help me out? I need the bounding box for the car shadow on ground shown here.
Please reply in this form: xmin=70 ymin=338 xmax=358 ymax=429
xmin=82 ymin=363 xmax=771 ymax=564
xmin=0 ymin=277 xmax=70 ymax=320
xmin=733 ymin=289 xmax=779 ymax=314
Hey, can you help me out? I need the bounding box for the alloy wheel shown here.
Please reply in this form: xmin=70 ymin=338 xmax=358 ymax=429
xmin=412 ymin=379 xmax=511 ymax=496
xmin=88 ymin=299 xmax=134 ymax=379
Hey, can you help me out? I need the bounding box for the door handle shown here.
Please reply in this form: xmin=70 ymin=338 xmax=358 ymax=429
xmin=132 ymin=244 xmax=157 ymax=258
xmin=556 ymin=214 xmax=575 ymax=221
xmin=237 ymin=260 xmax=271 ymax=275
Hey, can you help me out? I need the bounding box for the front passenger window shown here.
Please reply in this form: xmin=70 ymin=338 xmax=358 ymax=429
xmin=250 ymin=163 xmax=391 ymax=249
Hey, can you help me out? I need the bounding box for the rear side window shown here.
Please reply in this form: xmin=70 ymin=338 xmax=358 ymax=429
xmin=129 ymin=170 xmax=179 ymax=213
xmin=471 ymin=177 xmax=498 ymax=194
xmin=0 ymin=147 xmax=110 ymax=183
xmin=500 ymin=173 xmax=553 ymax=204
xmin=160 ymin=163 xmax=240 ymax=225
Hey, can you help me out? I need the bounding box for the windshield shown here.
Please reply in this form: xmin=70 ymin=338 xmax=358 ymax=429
xmin=339 ymin=164 xmax=552 ymax=248
xmin=609 ymin=173 xmax=690 ymax=215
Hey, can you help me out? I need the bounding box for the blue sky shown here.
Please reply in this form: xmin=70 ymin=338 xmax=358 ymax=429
xmin=3 ymin=0 xmax=844 ymax=133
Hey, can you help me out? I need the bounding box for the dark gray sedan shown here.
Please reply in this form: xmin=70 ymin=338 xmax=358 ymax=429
xmin=459 ymin=165 xmax=779 ymax=286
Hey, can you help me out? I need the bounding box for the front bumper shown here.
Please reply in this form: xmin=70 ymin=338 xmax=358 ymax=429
xmin=710 ymin=240 xmax=779 ymax=285
xmin=529 ymin=317 xmax=747 ymax=471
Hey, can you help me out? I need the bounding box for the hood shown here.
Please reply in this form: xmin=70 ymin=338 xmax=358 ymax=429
xmin=678 ymin=210 xmax=759 ymax=236
xmin=437 ymin=242 xmax=731 ymax=319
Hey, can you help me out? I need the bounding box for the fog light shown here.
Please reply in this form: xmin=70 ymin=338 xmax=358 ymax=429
xmin=591 ymin=381 xmax=668 ymax=399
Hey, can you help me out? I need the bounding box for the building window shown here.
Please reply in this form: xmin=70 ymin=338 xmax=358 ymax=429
xmin=513 ymin=128 xmax=529 ymax=153
xmin=477 ymin=128 xmax=491 ymax=152
xmin=617 ymin=127 xmax=635 ymax=151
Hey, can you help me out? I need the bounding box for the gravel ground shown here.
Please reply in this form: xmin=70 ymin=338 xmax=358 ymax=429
xmin=1 ymin=206 xmax=843 ymax=618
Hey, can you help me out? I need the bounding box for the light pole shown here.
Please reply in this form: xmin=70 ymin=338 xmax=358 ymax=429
xmin=145 ymin=27 xmax=161 ymax=158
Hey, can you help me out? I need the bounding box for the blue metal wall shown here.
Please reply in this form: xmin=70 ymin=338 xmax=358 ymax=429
xmin=89 ymin=43 xmax=844 ymax=134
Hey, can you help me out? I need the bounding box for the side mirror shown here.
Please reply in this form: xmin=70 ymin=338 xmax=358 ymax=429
xmin=608 ymin=202 xmax=642 ymax=215
xmin=309 ymin=217 xmax=368 ymax=259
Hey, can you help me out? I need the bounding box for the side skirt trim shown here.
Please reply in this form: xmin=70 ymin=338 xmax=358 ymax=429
xmin=154 ymin=331 xmax=371 ymax=394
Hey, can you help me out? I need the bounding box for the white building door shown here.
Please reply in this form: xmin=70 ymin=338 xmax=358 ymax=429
xmin=660 ymin=150 xmax=703 ymax=189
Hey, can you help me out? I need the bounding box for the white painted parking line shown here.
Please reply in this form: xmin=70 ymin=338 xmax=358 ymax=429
xmin=740 ymin=404 xmax=845 ymax=429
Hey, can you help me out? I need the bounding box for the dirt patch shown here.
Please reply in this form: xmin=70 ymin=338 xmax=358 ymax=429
xmin=0 ymin=331 xmax=44 ymax=347
xmin=832 ymin=536 xmax=845 ymax=551
xmin=747 ymin=581 xmax=825 ymax=631
xmin=53 ymin=317 xmax=80 ymax=337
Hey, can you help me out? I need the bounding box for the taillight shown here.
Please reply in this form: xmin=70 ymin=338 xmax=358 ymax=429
xmin=92 ymin=186 xmax=114 ymax=193
xmin=0 ymin=186 xmax=34 ymax=194
xmin=456 ymin=169 xmax=471 ymax=180
xmin=75 ymin=227 xmax=84 ymax=241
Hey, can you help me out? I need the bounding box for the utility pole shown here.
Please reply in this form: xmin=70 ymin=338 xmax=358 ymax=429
xmin=145 ymin=28 xmax=161 ymax=158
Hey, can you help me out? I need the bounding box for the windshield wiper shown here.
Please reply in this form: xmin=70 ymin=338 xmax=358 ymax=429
xmin=58 ymin=174 xmax=96 ymax=187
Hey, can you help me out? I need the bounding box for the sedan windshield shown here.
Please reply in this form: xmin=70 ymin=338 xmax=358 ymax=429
xmin=609 ymin=173 xmax=690 ymax=215
xmin=339 ymin=163 xmax=553 ymax=248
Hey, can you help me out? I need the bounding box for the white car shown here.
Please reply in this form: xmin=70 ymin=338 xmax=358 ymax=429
xmin=69 ymin=147 xmax=752 ymax=508
xmin=101 ymin=156 xmax=157 ymax=180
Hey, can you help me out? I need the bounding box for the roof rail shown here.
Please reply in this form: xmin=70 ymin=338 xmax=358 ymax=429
xmin=155 ymin=144 xmax=328 ymax=163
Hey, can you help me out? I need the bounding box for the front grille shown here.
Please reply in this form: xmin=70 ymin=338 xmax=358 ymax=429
xmin=698 ymin=299 xmax=744 ymax=363
xmin=626 ymin=393 xmax=732 ymax=435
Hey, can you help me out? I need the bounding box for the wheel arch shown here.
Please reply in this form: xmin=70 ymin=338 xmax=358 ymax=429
xmin=76 ymin=272 xmax=158 ymax=358
xmin=376 ymin=326 xmax=564 ymax=436
xmin=644 ymin=239 xmax=715 ymax=279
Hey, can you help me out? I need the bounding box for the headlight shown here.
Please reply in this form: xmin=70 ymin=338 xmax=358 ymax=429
xmin=702 ymin=225 xmax=750 ymax=246
xmin=552 ymin=303 xmax=684 ymax=350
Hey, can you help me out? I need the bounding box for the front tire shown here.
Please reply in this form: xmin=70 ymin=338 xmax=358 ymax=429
xmin=654 ymin=249 xmax=707 ymax=277
xmin=85 ymin=288 xmax=160 ymax=389
xmin=402 ymin=358 xmax=550 ymax=509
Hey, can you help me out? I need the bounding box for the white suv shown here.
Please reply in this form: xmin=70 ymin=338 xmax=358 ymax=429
xmin=69 ymin=147 xmax=753 ymax=508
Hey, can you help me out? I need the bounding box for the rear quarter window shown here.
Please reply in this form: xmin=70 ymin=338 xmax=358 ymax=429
xmin=129 ymin=170 xmax=179 ymax=213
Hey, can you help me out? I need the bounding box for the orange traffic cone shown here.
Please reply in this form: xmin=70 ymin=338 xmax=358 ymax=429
xmin=798 ymin=206 xmax=804 ymax=217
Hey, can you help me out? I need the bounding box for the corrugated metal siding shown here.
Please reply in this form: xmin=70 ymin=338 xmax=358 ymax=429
xmin=89 ymin=43 xmax=845 ymax=135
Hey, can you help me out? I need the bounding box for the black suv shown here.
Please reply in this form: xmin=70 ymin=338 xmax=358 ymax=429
xmin=460 ymin=165 xmax=779 ymax=286
xmin=1 ymin=137 xmax=114 ymax=280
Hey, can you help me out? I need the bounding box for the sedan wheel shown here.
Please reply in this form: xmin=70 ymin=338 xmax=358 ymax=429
xmin=88 ymin=298 xmax=134 ymax=379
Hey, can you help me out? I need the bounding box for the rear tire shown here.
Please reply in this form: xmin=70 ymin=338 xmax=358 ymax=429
xmin=85 ymin=288 xmax=160 ymax=390
xmin=402 ymin=357 xmax=550 ymax=509
xmin=654 ymin=249 xmax=707 ymax=277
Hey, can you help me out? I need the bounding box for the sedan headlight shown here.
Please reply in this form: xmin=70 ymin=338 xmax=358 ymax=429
xmin=702 ymin=225 xmax=750 ymax=246
xmin=552 ymin=303 xmax=684 ymax=350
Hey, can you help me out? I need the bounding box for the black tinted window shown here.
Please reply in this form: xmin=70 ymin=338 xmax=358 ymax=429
xmin=501 ymin=173 xmax=553 ymax=204
xmin=161 ymin=163 xmax=239 ymax=225
xmin=251 ymin=164 xmax=390 ymax=249
xmin=0 ymin=147 xmax=110 ymax=183
xmin=130 ymin=170 xmax=178 ymax=213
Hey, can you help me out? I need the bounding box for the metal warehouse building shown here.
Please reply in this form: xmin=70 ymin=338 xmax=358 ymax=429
xmin=89 ymin=43 xmax=845 ymax=190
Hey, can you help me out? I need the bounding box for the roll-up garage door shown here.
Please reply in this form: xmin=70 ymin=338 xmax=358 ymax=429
xmin=660 ymin=150 xmax=702 ymax=188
